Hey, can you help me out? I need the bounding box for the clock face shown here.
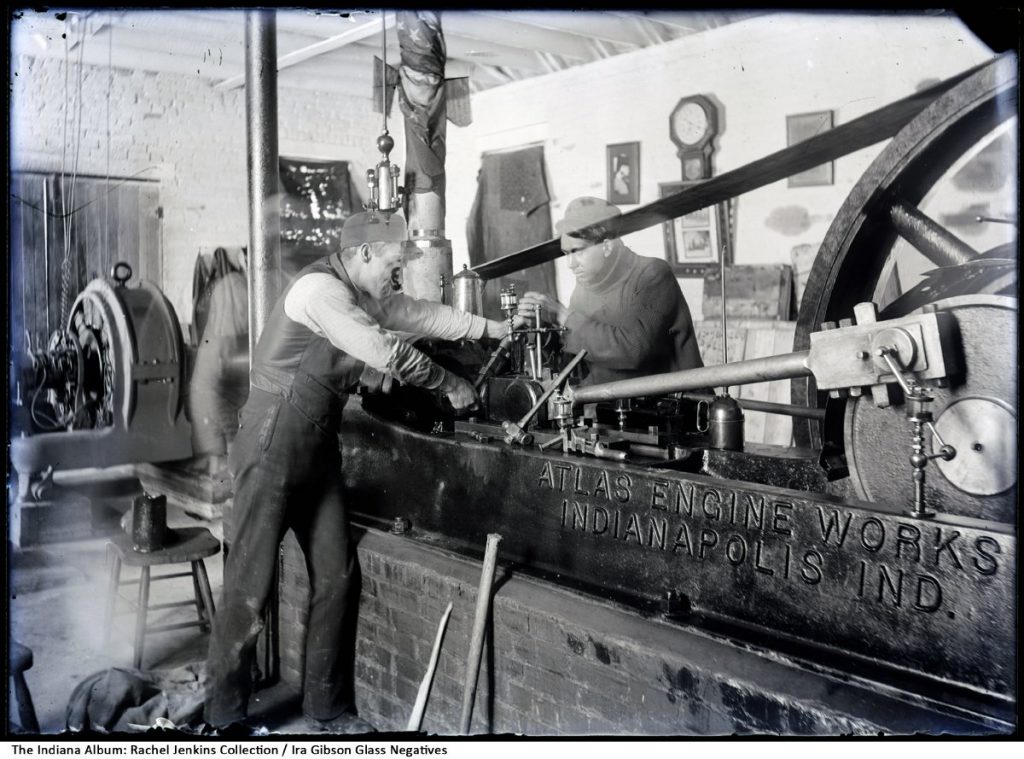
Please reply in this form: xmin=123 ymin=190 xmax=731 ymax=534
xmin=673 ymin=101 xmax=710 ymax=146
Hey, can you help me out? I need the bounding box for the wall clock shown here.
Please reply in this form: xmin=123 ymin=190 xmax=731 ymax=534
xmin=669 ymin=95 xmax=719 ymax=180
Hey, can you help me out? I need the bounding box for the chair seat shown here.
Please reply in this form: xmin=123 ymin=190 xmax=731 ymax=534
xmin=109 ymin=526 xmax=220 ymax=566
xmin=10 ymin=640 xmax=33 ymax=674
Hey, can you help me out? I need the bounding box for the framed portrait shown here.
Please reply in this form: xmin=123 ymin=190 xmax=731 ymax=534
xmin=787 ymin=111 xmax=834 ymax=187
xmin=607 ymin=142 xmax=640 ymax=205
xmin=659 ymin=181 xmax=731 ymax=278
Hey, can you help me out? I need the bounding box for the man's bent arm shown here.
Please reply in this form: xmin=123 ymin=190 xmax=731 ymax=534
xmin=376 ymin=291 xmax=491 ymax=342
xmin=285 ymin=273 xmax=447 ymax=388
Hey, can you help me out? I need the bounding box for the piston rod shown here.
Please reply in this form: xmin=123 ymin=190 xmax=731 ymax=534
xmin=571 ymin=351 xmax=810 ymax=405
xmin=682 ymin=393 xmax=826 ymax=420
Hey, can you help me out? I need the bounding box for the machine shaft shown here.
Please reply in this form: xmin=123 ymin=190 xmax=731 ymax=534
xmin=571 ymin=350 xmax=810 ymax=404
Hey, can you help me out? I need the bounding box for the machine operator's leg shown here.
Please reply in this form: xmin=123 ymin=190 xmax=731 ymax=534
xmin=291 ymin=450 xmax=361 ymax=722
xmin=204 ymin=394 xmax=291 ymax=727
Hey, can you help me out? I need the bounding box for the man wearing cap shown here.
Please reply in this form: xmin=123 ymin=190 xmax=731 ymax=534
xmin=520 ymin=197 xmax=703 ymax=387
xmin=204 ymin=211 xmax=511 ymax=733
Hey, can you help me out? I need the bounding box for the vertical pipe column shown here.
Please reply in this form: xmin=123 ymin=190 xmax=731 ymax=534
xmin=243 ymin=8 xmax=281 ymax=688
xmin=245 ymin=9 xmax=281 ymax=357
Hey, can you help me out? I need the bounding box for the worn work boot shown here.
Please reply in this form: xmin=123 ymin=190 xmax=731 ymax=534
xmin=303 ymin=711 xmax=376 ymax=735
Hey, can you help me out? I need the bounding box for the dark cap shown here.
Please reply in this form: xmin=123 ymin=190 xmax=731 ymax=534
xmin=339 ymin=211 xmax=408 ymax=249
xmin=555 ymin=196 xmax=622 ymax=236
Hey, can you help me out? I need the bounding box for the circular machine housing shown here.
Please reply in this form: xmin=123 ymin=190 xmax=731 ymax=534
xmin=844 ymin=295 xmax=1017 ymax=522
xmin=11 ymin=270 xmax=193 ymax=476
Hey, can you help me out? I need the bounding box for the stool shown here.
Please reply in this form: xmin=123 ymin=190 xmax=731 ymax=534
xmin=9 ymin=640 xmax=40 ymax=733
xmin=104 ymin=526 xmax=220 ymax=669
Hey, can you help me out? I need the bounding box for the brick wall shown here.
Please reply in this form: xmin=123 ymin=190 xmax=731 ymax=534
xmin=280 ymin=528 xmax=970 ymax=736
xmin=10 ymin=54 xmax=388 ymax=328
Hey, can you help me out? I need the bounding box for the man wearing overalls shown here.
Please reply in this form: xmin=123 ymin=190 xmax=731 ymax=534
xmin=205 ymin=211 xmax=510 ymax=731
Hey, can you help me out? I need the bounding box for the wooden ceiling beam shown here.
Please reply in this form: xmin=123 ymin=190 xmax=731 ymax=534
xmin=474 ymin=11 xmax=648 ymax=48
xmin=625 ymin=11 xmax=705 ymax=34
xmin=444 ymin=36 xmax=548 ymax=75
xmin=214 ymin=12 xmax=396 ymax=91
xmin=443 ymin=12 xmax=592 ymax=61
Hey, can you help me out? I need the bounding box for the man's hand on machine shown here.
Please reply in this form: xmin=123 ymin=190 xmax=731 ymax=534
xmin=519 ymin=292 xmax=569 ymax=327
xmin=482 ymin=315 xmax=530 ymax=340
xmin=439 ymin=370 xmax=479 ymax=411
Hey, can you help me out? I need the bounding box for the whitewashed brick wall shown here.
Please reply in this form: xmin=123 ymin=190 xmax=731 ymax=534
xmin=10 ymin=54 xmax=387 ymax=328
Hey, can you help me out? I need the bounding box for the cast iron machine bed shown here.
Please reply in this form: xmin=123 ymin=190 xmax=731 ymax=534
xmin=344 ymin=55 xmax=1018 ymax=732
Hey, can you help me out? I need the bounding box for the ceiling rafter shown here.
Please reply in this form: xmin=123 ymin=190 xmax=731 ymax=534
xmin=475 ymin=11 xmax=648 ymax=48
xmin=629 ymin=11 xmax=704 ymax=34
xmin=214 ymin=12 xmax=396 ymax=91
xmin=443 ymin=35 xmax=549 ymax=75
xmin=444 ymin=12 xmax=592 ymax=61
xmin=632 ymin=17 xmax=662 ymax=46
xmin=12 ymin=9 xmax=759 ymax=98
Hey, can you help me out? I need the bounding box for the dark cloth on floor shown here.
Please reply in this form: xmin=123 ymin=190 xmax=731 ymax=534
xmin=189 ymin=271 xmax=250 ymax=457
xmin=563 ymin=246 xmax=703 ymax=386
xmin=66 ymin=664 xmax=206 ymax=733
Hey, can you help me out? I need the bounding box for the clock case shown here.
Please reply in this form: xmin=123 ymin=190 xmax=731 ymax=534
xmin=670 ymin=94 xmax=719 ymax=181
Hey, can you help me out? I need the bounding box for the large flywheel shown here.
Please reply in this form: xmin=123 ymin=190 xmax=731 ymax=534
xmin=792 ymin=56 xmax=1018 ymax=520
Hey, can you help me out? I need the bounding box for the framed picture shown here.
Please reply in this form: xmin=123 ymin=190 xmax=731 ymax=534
xmin=607 ymin=142 xmax=640 ymax=205
xmin=659 ymin=181 xmax=731 ymax=278
xmin=787 ymin=111 xmax=834 ymax=187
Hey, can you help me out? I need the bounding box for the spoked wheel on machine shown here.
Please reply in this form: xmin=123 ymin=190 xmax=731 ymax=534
xmin=792 ymin=55 xmax=1018 ymax=521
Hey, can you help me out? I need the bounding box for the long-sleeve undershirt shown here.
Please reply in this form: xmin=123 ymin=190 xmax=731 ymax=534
xmin=284 ymin=272 xmax=487 ymax=389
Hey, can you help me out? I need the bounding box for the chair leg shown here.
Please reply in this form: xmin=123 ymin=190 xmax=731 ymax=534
xmin=104 ymin=550 xmax=122 ymax=645
xmin=133 ymin=566 xmax=150 ymax=669
xmin=191 ymin=563 xmax=209 ymax=632
xmin=195 ymin=559 xmax=217 ymax=627
xmin=12 ymin=671 xmax=40 ymax=733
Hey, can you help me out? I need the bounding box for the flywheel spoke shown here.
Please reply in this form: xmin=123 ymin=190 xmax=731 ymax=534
xmin=888 ymin=199 xmax=979 ymax=267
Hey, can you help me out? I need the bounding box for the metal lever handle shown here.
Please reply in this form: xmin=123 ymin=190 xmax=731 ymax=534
xmin=474 ymin=334 xmax=513 ymax=392
xmin=926 ymin=421 xmax=957 ymax=461
xmin=517 ymin=349 xmax=588 ymax=428
xmin=502 ymin=350 xmax=587 ymax=446
xmin=878 ymin=347 xmax=917 ymax=396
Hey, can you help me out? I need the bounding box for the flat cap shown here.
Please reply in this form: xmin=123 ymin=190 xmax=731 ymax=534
xmin=555 ymin=196 xmax=622 ymax=236
xmin=339 ymin=211 xmax=408 ymax=249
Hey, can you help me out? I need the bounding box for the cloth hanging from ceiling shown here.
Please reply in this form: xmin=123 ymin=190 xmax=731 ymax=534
xmin=467 ymin=146 xmax=558 ymax=321
xmin=397 ymin=11 xmax=447 ymax=196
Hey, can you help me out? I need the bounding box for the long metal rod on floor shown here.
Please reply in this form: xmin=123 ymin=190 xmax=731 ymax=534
xmin=459 ymin=534 xmax=501 ymax=735
xmin=407 ymin=601 xmax=453 ymax=732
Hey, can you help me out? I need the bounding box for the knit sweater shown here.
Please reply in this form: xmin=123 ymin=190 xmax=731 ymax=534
xmin=562 ymin=246 xmax=703 ymax=386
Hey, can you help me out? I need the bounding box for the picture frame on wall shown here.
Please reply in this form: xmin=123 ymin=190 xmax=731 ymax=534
xmin=786 ymin=111 xmax=835 ymax=187
xmin=659 ymin=181 xmax=731 ymax=278
xmin=607 ymin=142 xmax=640 ymax=205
